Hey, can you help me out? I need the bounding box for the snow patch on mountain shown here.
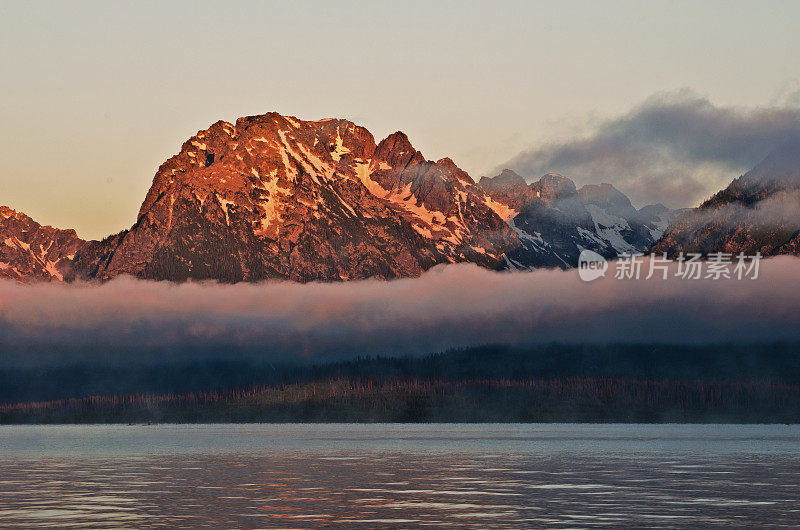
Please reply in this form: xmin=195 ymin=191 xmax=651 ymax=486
xmin=585 ymin=204 xmax=638 ymax=254
xmin=0 ymin=206 xmax=86 ymax=283
xmin=483 ymin=195 xmax=517 ymax=221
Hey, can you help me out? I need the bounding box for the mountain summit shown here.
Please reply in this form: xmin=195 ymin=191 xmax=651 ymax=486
xmin=4 ymin=112 xmax=678 ymax=283
xmin=69 ymin=113 xmax=516 ymax=282
xmin=478 ymin=171 xmax=678 ymax=268
xmin=0 ymin=206 xmax=86 ymax=282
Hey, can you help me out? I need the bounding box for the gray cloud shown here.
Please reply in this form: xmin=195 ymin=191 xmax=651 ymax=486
xmin=681 ymin=188 xmax=800 ymax=234
xmin=2 ymin=257 xmax=800 ymax=368
xmin=658 ymin=174 xmax=800 ymax=249
xmin=500 ymin=89 xmax=800 ymax=208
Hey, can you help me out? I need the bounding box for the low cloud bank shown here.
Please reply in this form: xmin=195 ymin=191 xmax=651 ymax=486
xmin=501 ymin=89 xmax=800 ymax=208
xmin=2 ymin=257 xmax=800 ymax=367
xmin=676 ymin=188 xmax=800 ymax=234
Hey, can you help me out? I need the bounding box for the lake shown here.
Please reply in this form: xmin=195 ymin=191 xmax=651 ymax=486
xmin=0 ymin=424 xmax=798 ymax=527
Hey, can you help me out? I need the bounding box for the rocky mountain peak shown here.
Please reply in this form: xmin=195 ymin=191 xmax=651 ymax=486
xmin=373 ymin=131 xmax=419 ymax=166
xmin=578 ymin=183 xmax=638 ymax=219
xmin=68 ymin=112 xmax=518 ymax=282
xmin=477 ymin=169 xmax=537 ymax=212
xmin=635 ymin=203 xmax=670 ymax=219
xmin=532 ymin=173 xmax=578 ymax=203
xmin=476 ymin=169 xmax=677 ymax=269
xmin=2 ymin=111 xmax=691 ymax=283
xmin=0 ymin=206 xmax=86 ymax=282
xmin=479 ymin=169 xmax=527 ymax=190
xmin=0 ymin=206 xmax=19 ymax=220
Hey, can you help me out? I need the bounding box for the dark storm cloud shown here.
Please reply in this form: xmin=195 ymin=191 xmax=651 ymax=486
xmin=500 ymin=89 xmax=800 ymax=208
xmin=2 ymin=257 xmax=800 ymax=368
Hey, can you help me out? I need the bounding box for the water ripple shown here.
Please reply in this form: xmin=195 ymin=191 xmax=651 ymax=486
xmin=0 ymin=424 xmax=798 ymax=528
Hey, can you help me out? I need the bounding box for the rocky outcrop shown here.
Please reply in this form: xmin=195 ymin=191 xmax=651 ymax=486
xmin=478 ymin=172 xmax=678 ymax=268
xmin=67 ymin=113 xmax=518 ymax=282
xmin=477 ymin=169 xmax=538 ymax=211
xmin=2 ymin=111 xmax=692 ymax=283
xmin=0 ymin=206 xmax=87 ymax=282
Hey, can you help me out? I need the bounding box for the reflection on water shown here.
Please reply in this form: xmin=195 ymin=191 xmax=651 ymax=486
xmin=0 ymin=424 xmax=798 ymax=528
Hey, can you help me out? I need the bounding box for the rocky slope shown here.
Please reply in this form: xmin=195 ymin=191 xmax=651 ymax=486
xmin=0 ymin=206 xmax=87 ymax=282
xmin=3 ymin=112 xmax=680 ymax=283
xmin=68 ymin=114 xmax=517 ymax=282
xmin=653 ymin=139 xmax=800 ymax=256
xmin=478 ymin=171 xmax=679 ymax=268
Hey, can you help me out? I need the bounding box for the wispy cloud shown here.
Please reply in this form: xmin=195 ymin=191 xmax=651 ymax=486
xmin=677 ymin=188 xmax=800 ymax=233
xmin=2 ymin=257 xmax=800 ymax=367
xmin=500 ymin=89 xmax=800 ymax=208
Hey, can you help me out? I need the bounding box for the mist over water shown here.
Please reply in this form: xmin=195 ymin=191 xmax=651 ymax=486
xmin=2 ymin=257 xmax=800 ymax=367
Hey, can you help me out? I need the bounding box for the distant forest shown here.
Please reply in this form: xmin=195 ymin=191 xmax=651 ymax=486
xmin=2 ymin=343 xmax=799 ymax=423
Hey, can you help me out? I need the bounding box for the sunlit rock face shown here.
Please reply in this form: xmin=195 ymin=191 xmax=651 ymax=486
xmin=14 ymin=111 xmax=769 ymax=284
xmin=653 ymin=139 xmax=800 ymax=257
xmin=67 ymin=113 xmax=518 ymax=282
xmin=0 ymin=206 xmax=87 ymax=283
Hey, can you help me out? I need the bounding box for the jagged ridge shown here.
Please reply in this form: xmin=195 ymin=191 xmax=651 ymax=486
xmin=478 ymin=171 xmax=679 ymax=268
xmin=3 ymin=112 xmax=681 ymax=283
xmin=68 ymin=113 xmax=517 ymax=282
xmin=0 ymin=206 xmax=86 ymax=282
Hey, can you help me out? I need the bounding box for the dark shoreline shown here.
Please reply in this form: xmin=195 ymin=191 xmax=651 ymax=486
xmin=4 ymin=343 xmax=799 ymax=424
xmin=3 ymin=376 xmax=798 ymax=425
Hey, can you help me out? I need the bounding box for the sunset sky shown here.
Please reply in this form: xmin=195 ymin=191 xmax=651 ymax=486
xmin=2 ymin=0 xmax=800 ymax=239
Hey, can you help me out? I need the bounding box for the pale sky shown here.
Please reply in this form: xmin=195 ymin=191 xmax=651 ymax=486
xmin=2 ymin=0 xmax=800 ymax=240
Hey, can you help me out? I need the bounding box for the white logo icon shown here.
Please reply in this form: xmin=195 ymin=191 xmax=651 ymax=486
xmin=578 ymin=250 xmax=608 ymax=282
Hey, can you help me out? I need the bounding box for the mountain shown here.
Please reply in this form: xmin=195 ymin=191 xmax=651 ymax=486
xmin=478 ymin=171 xmax=679 ymax=268
xmin=3 ymin=112 xmax=678 ymax=283
xmin=0 ymin=206 xmax=86 ymax=282
xmin=653 ymin=139 xmax=800 ymax=256
xmin=68 ymin=114 xmax=517 ymax=282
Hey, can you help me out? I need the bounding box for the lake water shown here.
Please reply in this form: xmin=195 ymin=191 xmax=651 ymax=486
xmin=0 ymin=424 xmax=798 ymax=528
